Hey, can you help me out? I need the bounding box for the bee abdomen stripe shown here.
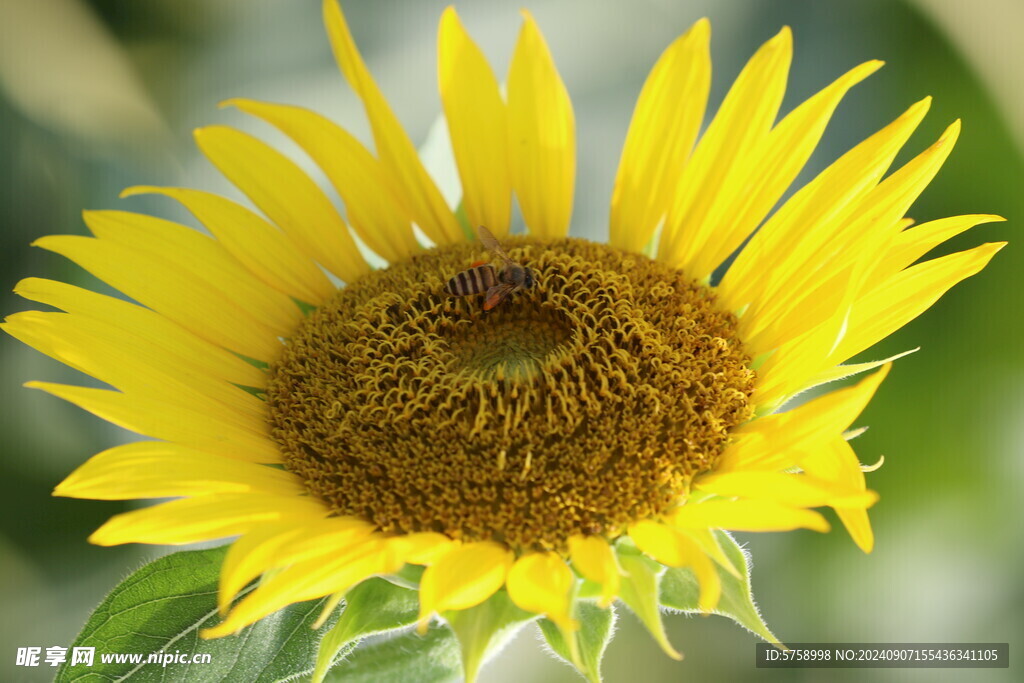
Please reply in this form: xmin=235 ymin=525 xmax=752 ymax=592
xmin=446 ymin=271 xmax=468 ymax=295
xmin=446 ymin=265 xmax=497 ymax=296
xmin=479 ymin=266 xmax=496 ymax=289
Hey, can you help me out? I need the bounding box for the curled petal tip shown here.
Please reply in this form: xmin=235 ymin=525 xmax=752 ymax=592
xmin=118 ymin=185 xmax=151 ymax=199
xmin=191 ymin=126 xmax=217 ymax=142
xmin=862 ymin=454 xmax=886 ymax=472
xmin=774 ymin=25 xmax=793 ymax=44
xmin=689 ymin=17 xmax=711 ymax=38
xmin=940 ymin=119 xmax=962 ymax=141
xmin=87 ymin=530 xmax=112 ymax=546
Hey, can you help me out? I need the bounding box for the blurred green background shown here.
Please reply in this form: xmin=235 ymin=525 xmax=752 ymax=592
xmin=0 ymin=0 xmax=1020 ymax=681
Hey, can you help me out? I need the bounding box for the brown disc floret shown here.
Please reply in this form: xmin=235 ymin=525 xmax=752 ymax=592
xmin=268 ymin=237 xmax=755 ymax=552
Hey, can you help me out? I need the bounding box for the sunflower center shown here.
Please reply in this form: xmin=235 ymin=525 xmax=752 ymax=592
xmin=444 ymin=308 xmax=572 ymax=380
xmin=267 ymin=237 xmax=755 ymax=552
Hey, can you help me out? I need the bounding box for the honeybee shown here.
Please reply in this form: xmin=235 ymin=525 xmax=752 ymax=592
xmin=445 ymin=226 xmax=536 ymax=310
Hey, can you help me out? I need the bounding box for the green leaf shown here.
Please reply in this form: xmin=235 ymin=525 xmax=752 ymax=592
xmin=538 ymin=601 xmax=617 ymax=683
xmin=55 ymin=545 xmax=342 ymax=682
xmin=312 ymin=577 xmax=420 ymax=682
xmin=445 ymin=589 xmax=536 ymax=682
xmin=616 ymin=552 xmax=682 ymax=661
xmin=659 ymin=530 xmax=782 ymax=647
xmin=323 ymin=626 xmax=462 ymax=683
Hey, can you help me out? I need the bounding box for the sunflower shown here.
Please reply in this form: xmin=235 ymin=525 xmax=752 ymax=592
xmin=3 ymin=1 xmax=1004 ymax=681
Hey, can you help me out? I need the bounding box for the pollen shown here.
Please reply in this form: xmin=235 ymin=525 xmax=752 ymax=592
xmin=267 ymin=237 xmax=755 ymax=552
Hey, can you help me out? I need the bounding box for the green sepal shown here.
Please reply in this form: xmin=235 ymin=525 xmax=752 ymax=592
xmin=323 ymin=625 xmax=462 ymax=683
xmin=55 ymin=545 xmax=342 ymax=682
xmin=445 ymin=589 xmax=537 ymax=683
xmin=538 ymin=601 xmax=616 ymax=683
xmin=311 ymin=577 xmax=420 ymax=682
xmin=659 ymin=530 xmax=782 ymax=647
xmin=616 ymin=552 xmax=683 ymax=661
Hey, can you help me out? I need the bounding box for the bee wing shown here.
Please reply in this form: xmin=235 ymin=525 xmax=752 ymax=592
xmin=483 ymin=282 xmax=516 ymax=311
xmin=477 ymin=225 xmax=515 ymax=266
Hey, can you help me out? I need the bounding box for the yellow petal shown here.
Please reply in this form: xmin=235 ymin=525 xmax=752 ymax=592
xmin=506 ymin=551 xmax=578 ymax=629
xmin=695 ymin=471 xmax=878 ymax=508
xmin=438 ymin=7 xmax=511 ymax=236
xmin=322 ymin=0 xmax=462 ymax=245
xmin=854 ymin=119 xmax=962 ymax=244
xmin=833 ymin=242 xmax=1006 ymax=363
xmin=629 ymin=521 xmax=720 ymax=611
xmin=417 ymin=541 xmax=512 ymax=632
xmin=753 ymin=280 xmax=912 ymax=405
xmin=221 ymin=99 xmax=420 ymax=263
xmin=89 ymin=492 xmax=329 ymax=546
xmin=749 ymin=326 xmax=845 ymax=411
xmin=218 ymin=523 xmax=307 ymax=613
xmin=667 ymin=500 xmax=830 ymax=533
xmin=219 ymin=517 xmax=376 ymax=613
xmin=13 ymin=278 xmax=265 ymax=389
xmin=33 ymin=233 xmax=283 ymax=363
xmin=628 ymin=521 xmax=688 ymax=566
xmin=609 ymin=18 xmax=710 ymax=253
xmin=719 ymin=97 xmax=931 ymax=323
xmin=658 ymin=26 xmax=791 ymax=271
xmin=194 ymin=125 xmax=370 ymax=283
xmin=800 ymin=438 xmax=876 ymax=552
xmin=121 ymin=185 xmax=335 ymax=305
xmin=207 ymin=536 xmax=396 ymax=637
xmin=877 ymin=214 xmax=1005 ymax=279
xmin=26 ymin=381 xmax=281 ymax=463
xmin=722 ymin=365 xmax=890 ymax=472
xmin=739 ymin=120 xmax=962 ymax=355
xmin=84 ymin=210 xmax=300 ymax=335
xmin=390 ymin=532 xmax=458 ymax=565
xmin=568 ymin=535 xmax=621 ymax=608
xmin=687 ymin=60 xmax=883 ymax=280
xmin=793 ymin=438 xmax=865 ymax=499
xmin=836 ymin=507 xmax=874 ymax=554
xmin=714 ymin=432 xmax=782 ymax=474
xmin=53 ymin=441 xmax=303 ymax=500
xmin=3 ymin=311 xmax=265 ymax=424
xmin=507 ymin=10 xmax=575 ymax=238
